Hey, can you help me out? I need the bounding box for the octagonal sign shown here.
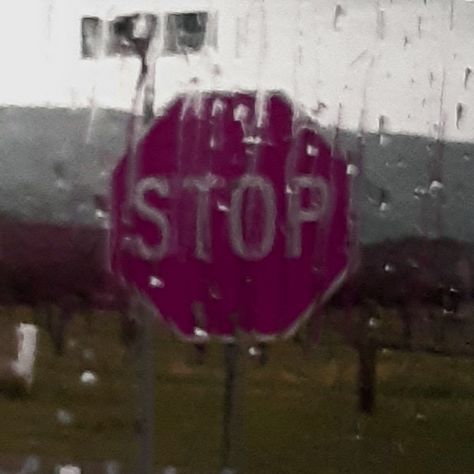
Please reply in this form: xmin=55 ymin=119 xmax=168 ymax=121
xmin=111 ymin=92 xmax=350 ymax=341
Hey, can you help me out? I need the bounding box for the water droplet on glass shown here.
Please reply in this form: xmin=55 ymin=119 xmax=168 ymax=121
xmin=233 ymin=103 xmax=249 ymax=122
xmin=217 ymin=201 xmax=230 ymax=212
xmin=311 ymin=101 xmax=328 ymax=116
xmin=428 ymin=71 xmax=435 ymax=88
xmin=464 ymin=67 xmax=472 ymax=88
xmin=75 ymin=202 xmax=91 ymax=218
xmin=162 ymin=467 xmax=178 ymax=474
xmin=456 ymin=102 xmax=465 ymax=129
xmin=417 ymin=16 xmax=423 ymax=37
xmin=387 ymin=155 xmax=407 ymax=169
xmin=210 ymin=99 xmax=226 ymax=150
xmin=82 ymin=348 xmax=95 ymax=362
xmin=351 ymin=420 xmax=364 ymax=441
xmin=449 ymin=285 xmax=460 ymax=295
xmin=95 ymin=208 xmax=108 ymax=220
xmin=22 ymin=455 xmax=41 ymax=472
xmin=67 ymin=338 xmax=78 ymax=349
xmin=346 ymin=164 xmax=359 ymax=176
xmin=56 ymin=408 xmax=74 ymax=426
xmin=449 ymin=0 xmax=455 ymax=30
xmin=397 ymin=441 xmax=405 ymax=454
xmin=414 ymin=185 xmax=428 ymax=199
xmin=443 ymin=307 xmax=455 ymax=317
xmin=193 ymin=327 xmax=209 ymax=339
xmin=209 ymin=284 xmax=222 ymax=300
xmin=376 ymin=6 xmax=385 ymax=39
xmin=368 ymin=317 xmax=380 ymax=329
xmin=407 ymin=258 xmax=419 ymax=269
xmin=248 ymin=343 xmax=268 ymax=365
xmin=192 ymin=343 xmax=207 ymax=364
xmin=53 ymin=161 xmax=66 ymax=179
xmin=333 ymin=4 xmax=346 ymax=30
xmin=55 ymin=178 xmax=71 ymax=192
xmin=378 ymin=115 xmax=391 ymax=147
xmin=249 ymin=346 xmax=261 ymax=357
xmin=212 ymin=98 xmax=225 ymax=116
xmin=379 ymin=133 xmax=392 ymax=147
xmin=149 ymin=275 xmax=165 ymax=288
xmin=212 ymin=63 xmax=222 ymax=77
xmin=80 ymin=370 xmax=98 ymax=385
xmin=312 ymin=264 xmax=322 ymax=274
xmin=103 ymin=461 xmax=120 ymax=474
xmin=306 ymin=144 xmax=319 ymax=157
xmin=242 ymin=135 xmax=263 ymax=145
xmin=121 ymin=235 xmax=134 ymax=250
xmin=428 ymin=180 xmax=444 ymax=197
xmin=384 ymin=263 xmax=396 ymax=273
xmin=415 ymin=412 xmax=427 ymax=422
xmin=379 ymin=200 xmax=391 ymax=213
xmin=57 ymin=465 xmax=81 ymax=474
xmin=221 ymin=469 xmax=237 ymax=474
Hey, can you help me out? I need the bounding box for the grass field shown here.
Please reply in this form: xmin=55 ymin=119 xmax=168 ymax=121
xmin=1 ymin=307 xmax=474 ymax=473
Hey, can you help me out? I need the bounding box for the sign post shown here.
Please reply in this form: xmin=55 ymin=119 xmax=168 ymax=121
xmin=221 ymin=341 xmax=243 ymax=473
xmin=133 ymin=294 xmax=155 ymax=474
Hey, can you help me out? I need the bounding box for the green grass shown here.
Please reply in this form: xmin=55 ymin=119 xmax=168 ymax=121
xmin=1 ymin=308 xmax=474 ymax=473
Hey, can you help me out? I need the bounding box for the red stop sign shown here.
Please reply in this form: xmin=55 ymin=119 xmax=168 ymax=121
xmin=111 ymin=92 xmax=350 ymax=341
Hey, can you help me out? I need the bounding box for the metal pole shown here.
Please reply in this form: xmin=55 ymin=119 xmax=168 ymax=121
xmin=221 ymin=341 xmax=243 ymax=474
xmin=134 ymin=295 xmax=155 ymax=474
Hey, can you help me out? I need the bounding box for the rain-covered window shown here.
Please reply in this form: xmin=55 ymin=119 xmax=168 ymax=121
xmin=81 ymin=17 xmax=102 ymax=59
xmin=107 ymin=14 xmax=158 ymax=56
xmin=165 ymin=12 xmax=210 ymax=54
xmin=4 ymin=0 xmax=474 ymax=473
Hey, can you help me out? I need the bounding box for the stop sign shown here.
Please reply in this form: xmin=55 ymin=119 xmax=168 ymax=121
xmin=111 ymin=92 xmax=350 ymax=341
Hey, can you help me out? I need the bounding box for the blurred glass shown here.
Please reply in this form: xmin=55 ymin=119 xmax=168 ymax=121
xmin=0 ymin=0 xmax=474 ymax=473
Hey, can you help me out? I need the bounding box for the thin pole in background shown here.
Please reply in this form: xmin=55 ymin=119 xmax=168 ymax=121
xmin=127 ymin=21 xmax=159 ymax=472
xmin=134 ymin=294 xmax=156 ymax=474
xmin=221 ymin=341 xmax=243 ymax=474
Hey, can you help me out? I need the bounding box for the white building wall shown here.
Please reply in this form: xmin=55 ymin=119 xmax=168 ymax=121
xmin=0 ymin=0 xmax=473 ymax=143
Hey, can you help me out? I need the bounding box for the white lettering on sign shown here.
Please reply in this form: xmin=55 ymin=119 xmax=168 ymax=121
xmin=286 ymin=176 xmax=330 ymax=258
xmin=126 ymin=174 xmax=330 ymax=262
xmin=229 ymin=174 xmax=277 ymax=261
xmin=133 ymin=177 xmax=170 ymax=260
xmin=184 ymin=174 xmax=225 ymax=262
